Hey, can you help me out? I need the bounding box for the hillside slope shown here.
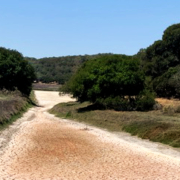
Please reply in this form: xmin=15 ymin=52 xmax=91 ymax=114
xmin=26 ymin=53 xmax=115 ymax=84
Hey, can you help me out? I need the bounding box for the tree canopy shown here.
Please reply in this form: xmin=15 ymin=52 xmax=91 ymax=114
xmin=0 ymin=47 xmax=36 ymax=95
xmin=136 ymin=23 xmax=180 ymax=98
xmin=61 ymin=55 xmax=155 ymax=111
xmin=140 ymin=23 xmax=180 ymax=77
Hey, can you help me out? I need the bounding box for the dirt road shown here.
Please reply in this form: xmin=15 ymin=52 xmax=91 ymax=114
xmin=0 ymin=91 xmax=180 ymax=179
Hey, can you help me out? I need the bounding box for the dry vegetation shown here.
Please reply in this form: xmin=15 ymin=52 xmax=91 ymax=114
xmin=0 ymin=90 xmax=34 ymax=130
xmin=50 ymin=98 xmax=180 ymax=148
xmin=156 ymin=98 xmax=180 ymax=114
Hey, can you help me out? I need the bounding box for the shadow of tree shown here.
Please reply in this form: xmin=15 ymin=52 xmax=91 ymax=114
xmin=77 ymin=104 xmax=105 ymax=113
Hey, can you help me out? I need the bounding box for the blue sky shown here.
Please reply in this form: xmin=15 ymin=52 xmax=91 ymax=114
xmin=0 ymin=0 xmax=180 ymax=58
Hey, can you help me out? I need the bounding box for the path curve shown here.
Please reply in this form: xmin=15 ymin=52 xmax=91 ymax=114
xmin=0 ymin=91 xmax=180 ymax=179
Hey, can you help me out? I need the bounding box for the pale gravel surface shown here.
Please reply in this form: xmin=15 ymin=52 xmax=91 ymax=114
xmin=0 ymin=91 xmax=180 ymax=179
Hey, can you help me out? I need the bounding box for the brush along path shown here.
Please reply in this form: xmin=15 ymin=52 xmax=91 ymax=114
xmin=0 ymin=91 xmax=180 ymax=179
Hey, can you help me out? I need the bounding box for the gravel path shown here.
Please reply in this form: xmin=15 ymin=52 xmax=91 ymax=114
xmin=0 ymin=91 xmax=180 ymax=179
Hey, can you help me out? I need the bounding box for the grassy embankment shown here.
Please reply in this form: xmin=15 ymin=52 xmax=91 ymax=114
xmin=0 ymin=90 xmax=36 ymax=130
xmin=50 ymin=98 xmax=180 ymax=148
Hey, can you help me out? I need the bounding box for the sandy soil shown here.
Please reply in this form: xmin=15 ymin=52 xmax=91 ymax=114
xmin=0 ymin=91 xmax=180 ymax=180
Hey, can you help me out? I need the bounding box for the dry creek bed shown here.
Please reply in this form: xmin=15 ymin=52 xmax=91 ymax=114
xmin=0 ymin=91 xmax=180 ymax=180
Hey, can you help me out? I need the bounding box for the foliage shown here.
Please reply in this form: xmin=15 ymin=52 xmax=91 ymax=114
xmin=163 ymin=23 xmax=180 ymax=59
xmin=152 ymin=66 xmax=180 ymax=98
xmin=136 ymin=23 xmax=180 ymax=98
xmin=26 ymin=53 xmax=114 ymax=84
xmin=0 ymin=47 xmax=36 ymax=95
xmin=136 ymin=90 xmax=156 ymax=111
xmin=143 ymin=40 xmax=179 ymax=78
xmin=95 ymin=96 xmax=129 ymax=111
xmin=61 ymin=55 xmax=155 ymax=111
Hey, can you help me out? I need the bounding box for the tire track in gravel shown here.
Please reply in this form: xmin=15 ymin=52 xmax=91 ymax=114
xmin=0 ymin=91 xmax=180 ymax=179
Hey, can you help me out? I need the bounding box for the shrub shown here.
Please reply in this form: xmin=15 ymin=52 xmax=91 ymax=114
xmin=95 ymin=96 xmax=130 ymax=111
xmin=136 ymin=90 xmax=156 ymax=111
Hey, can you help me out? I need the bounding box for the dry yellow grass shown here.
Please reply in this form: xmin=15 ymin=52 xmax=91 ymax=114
xmin=156 ymin=98 xmax=180 ymax=107
xmin=156 ymin=98 xmax=180 ymax=114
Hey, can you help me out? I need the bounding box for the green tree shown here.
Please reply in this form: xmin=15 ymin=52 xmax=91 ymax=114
xmin=61 ymin=55 xmax=155 ymax=111
xmin=141 ymin=23 xmax=180 ymax=79
xmin=138 ymin=23 xmax=180 ymax=98
xmin=0 ymin=47 xmax=36 ymax=95
xmin=163 ymin=23 xmax=180 ymax=59
xmin=153 ymin=66 xmax=180 ymax=98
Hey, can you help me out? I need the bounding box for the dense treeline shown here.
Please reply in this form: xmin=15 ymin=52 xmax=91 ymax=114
xmin=0 ymin=47 xmax=36 ymax=95
xmin=26 ymin=54 xmax=114 ymax=84
xmin=136 ymin=23 xmax=180 ymax=98
xmin=60 ymin=23 xmax=180 ymax=110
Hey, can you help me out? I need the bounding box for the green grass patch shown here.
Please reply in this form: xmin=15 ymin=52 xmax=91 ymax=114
xmin=50 ymin=101 xmax=180 ymax=148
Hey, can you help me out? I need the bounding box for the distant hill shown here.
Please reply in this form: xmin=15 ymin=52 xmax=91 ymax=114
xmin=26 ymin=53 xmax=115 ymax=84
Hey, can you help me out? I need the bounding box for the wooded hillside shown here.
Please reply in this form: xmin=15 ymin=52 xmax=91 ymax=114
xmin=26 ymin=54 xmax=114 ymax=84
xmin=27 ymin=23 xmax=180 ymax=99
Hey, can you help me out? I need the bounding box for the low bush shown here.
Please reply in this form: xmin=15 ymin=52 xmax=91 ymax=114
xmin=95 ymin=90 xmax=155 ymax=111
xmin=136 ymin=90 xmax=156 ymax=111
xmin=95 ymin=97 xmax=129 ymax=111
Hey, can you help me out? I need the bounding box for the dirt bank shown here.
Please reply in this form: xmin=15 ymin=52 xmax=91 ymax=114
xmin=0 ymin=91 xmax=180 ymax=179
